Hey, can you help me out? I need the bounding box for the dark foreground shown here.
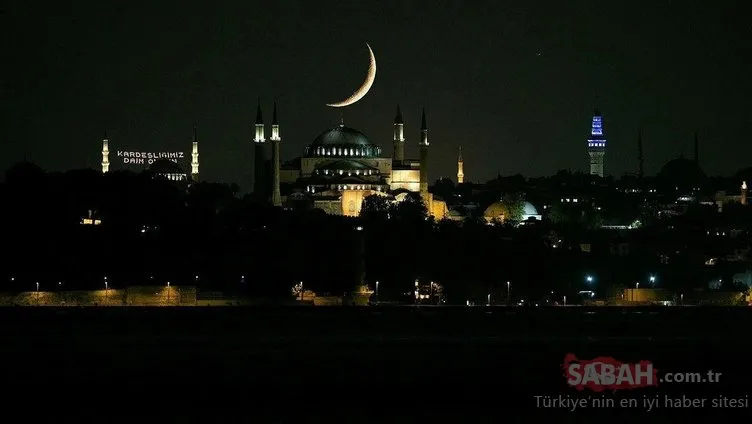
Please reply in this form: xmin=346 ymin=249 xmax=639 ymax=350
xmin=2 ymin=306 xmax=750 ymax=418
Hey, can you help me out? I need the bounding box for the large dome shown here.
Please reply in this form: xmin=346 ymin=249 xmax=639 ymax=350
xmin=523 ymin=202 xmax=539 ymax=216
xmin=305 ymin=124 xmax=382 ymax=158
xmin=312 ymin=125 xmax=371 ymax=146
xmin=483 ymin=202 xmax=509 ymax=220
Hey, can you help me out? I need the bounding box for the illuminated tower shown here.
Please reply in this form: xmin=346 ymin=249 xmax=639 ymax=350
xmin=191 ymin=125 xmax=199 ymax=181
xmin=253 ymin=100 xmax=266 ymax=197
xmin=419 ymin=108 xmax=429 ymax=198
xmin=393 ymin=105 xmax=405 ymax=164
xmin=587 ymin=109 xmax=606 ymax=177
xmin=742 ymin=181 xmax=748 ymax=206
xmin=101 ymin=131 xmax=110 ymax=174
xmin=270 ymin=102 xmax=282 ymax=207
xmin=457 ymin=146 xmax=464 ymax=184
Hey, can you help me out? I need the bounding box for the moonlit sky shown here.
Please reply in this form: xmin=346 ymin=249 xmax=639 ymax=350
xmin=2 ymin=1 xmax=750 ymax=192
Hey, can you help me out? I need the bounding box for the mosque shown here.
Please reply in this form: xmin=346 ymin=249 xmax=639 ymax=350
xmin=254 ymin=103 xmax=447 ymax=219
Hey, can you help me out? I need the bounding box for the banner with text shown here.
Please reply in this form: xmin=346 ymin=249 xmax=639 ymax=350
xmin=116 ymin=150 xmax=186 ymax=166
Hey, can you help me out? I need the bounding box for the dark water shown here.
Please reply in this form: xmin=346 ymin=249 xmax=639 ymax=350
xmin=2 ymin=306 xmax=750 ymax=418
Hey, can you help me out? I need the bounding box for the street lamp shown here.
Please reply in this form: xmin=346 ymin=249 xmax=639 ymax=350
xmin=636 ymin=282 xmax=640 ymax=289
xmin=507 ymin=281 xmax=511 ymax=303
xmin=586 ymin=275 xmax=593 ymax=283
xmin=35 ymin=282 xmax=40 ymax=306
xmin=105 ymin=280 xmax=109 ymax=303
xmin=375 ymin=281 xmax=379 ymax=296
xmin=166 ymin=281 xmax=171 ymax=304
xmin=649 ymin=275 xmax=656 ymax=284
xmin=487 ymin=293 xmax=491 ymax=306
xmin=300 ymin=281 xmax=304 ymax=301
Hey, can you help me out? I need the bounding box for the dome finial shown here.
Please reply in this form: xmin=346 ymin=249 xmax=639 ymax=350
xmin=339 ymin=112 xmax=344 ymax=127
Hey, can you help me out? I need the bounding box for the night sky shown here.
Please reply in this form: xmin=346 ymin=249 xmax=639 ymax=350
xmin=3 ymin=1 xmax=750 ymax=192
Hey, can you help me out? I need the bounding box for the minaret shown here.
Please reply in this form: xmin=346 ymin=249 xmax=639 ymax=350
xmin=587 ymin=109 xmax=606 ymax=177
xmin=393 ymin=105 xmax=405 ymax=164
xmin=253 ymin=100 xmax=266 ymax=197
xmin=742 ymin=181 xmax=748 ymax=206
xmin=191 ymin=125 xmax=199 ymax=181
xmin=694 ymin=132 xmax=699 ymax=166
xmin=457 ymin=146 xmax=464 ymax=184
xmin=101 ymin=131 xmax=110 ymax=174
xmin=637 ymin=130 xmax=644 ymax=179
xmin=270 ymin=102 xmax=282 ymax=207
xmin=419 ymin=108 xmax=430 ymax=199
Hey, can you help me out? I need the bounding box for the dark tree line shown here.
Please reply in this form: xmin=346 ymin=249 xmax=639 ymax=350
xmin=2 ymin=162 xmax=749 ymax=302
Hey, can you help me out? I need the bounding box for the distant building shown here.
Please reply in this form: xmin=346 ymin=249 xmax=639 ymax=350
xmin=483 ymin=201 xmax=541 ymax=225
xmin=457 ymin=146 xmax=464 ymax=184
xmin=587 ymin=109 xmax=607 ymax=177
xmin=80 ymin=210 xmax=101 ymax=226
xmin=99 ymin=128 xmax=199 ymax=183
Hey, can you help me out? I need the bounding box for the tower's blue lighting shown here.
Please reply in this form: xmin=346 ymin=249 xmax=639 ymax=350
xmin=587 ymin=113 xmax=606 ymax=149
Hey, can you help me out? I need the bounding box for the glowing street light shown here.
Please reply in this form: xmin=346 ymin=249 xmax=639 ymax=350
xmin=649 ymin=275 xmax=656 ymax=284
xmin=487 ymin=293 xmax=491 ymax=306
xmin=507 ymin=281 xmax=511 ymax=302
xmin=35 ymin=282 xmax=40 ymax=306
xmin=636 ymin=282 xmax=640 ymax=289
xmin=300 ymin=281 xmax=304 ymax=301
xmin=375 ymin=281 xmax=379 ymax=296
xmin=586 ymin=275 xmax=594 ymax=283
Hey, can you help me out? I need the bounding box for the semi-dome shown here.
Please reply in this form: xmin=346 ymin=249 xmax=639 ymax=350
xmin=318 ymin=160 xmax=374 ymax=171
xmin=312 ymin=125 xmax=372 ymax=146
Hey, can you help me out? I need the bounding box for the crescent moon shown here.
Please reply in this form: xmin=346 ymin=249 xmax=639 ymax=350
xmin=326 ymin=43 xmax=376 ymax=108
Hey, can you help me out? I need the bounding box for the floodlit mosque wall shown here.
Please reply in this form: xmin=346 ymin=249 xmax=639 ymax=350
xmin=390 ymin=169 xmax=421 ymax=192
xmin=341 ymin=190 xmax=388 ymax=217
